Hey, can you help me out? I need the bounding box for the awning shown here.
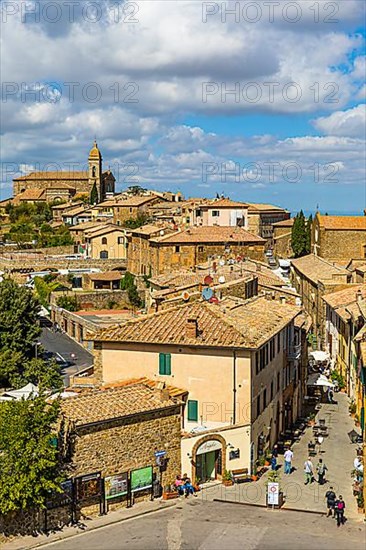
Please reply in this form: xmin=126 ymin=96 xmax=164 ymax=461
xmin=307 ymin=373 xmax=334 ymax=388
xmin=0 ymin=382 xmax=39 ymax=401
xmin=309 ymin=351 xmax=330 ymax=362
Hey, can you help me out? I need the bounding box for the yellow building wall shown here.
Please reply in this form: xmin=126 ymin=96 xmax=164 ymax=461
xmin=101 ymin=343 xmax=252 ymax=425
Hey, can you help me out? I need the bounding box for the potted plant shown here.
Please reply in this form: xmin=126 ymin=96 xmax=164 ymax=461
xmin=308 ymin=412 xmax=316 ymax=426
xmin=356 ymin=493 xmax=364 ymax=513
xmin=349 ymin=400 xmax=356 ymax=417
xmin=251 ymin=466 xmax=258 ymax=481
xmin=264 ymin=453 xmax=272 ymax=467
xmin=222 ymin=469 xmax=233 ymax=487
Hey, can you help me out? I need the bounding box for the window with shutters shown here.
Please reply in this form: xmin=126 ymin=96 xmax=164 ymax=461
xmin=159 ymin=353 xmax=171 ymax=375
xmin=187 ymin=400 xmax=198 ymax=421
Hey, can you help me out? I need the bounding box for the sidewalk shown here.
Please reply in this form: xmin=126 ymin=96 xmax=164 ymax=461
xmin=1 ymin=499 xmax=178 ymax=550
xmin=203 ymin=393 xmax=362 ymax=520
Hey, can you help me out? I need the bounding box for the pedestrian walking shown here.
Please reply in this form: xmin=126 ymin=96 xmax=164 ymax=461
xmin=271 ymin=454 xmax=277 ymax=471
xmin=334 ymin=495 xmax=345 ymax=527
xmin=272 ymin=444 xmax=279 ymax=458
xmin=325 ymin=486 xmax=336 ymax=517
xmin=316 ymin=458 xmax=328 ymax=485
xmin=283 ymin=448 xmax=293 ymax=475
xmin=304 ymin=457 xmax=314 ymax=485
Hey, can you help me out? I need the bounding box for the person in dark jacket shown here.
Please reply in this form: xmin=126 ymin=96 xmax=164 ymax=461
xmin=334 ymin=495 xmax=346 ymax=526
xmin=325 ymin=487 xmax=336 ymax=517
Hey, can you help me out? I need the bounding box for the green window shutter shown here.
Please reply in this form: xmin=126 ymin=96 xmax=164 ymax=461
xmin=159 ymin=353 xmax=165 ymax=375
xmin=165 ymin=354 xmax=171 ymax=375
xmin=361 ymin=407 xmax=365 ymax=431
xmin=159 ymin=353 xmax=171 ymax=375
xmin=187 ymin=400 xmax=198 ymax=421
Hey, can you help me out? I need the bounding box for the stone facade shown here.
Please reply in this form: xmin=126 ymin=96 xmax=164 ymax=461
xmin=13 ymin=142 xmax=115 ymax=203
xmin=68 ymin=407 xmax=181 ymax=489
xmin=312 ymin=212 xmax=366 ymax=264
xmin=273 ymin=223 xmax=293 ymax=258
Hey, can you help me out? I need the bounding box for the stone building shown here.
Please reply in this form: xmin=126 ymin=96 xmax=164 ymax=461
xmin=273 ymin=218 xmax=294 ymax=258
xmin=312 ymin=213 xmax=366 ymax=265
xmin=13 ymin=141 xmax=115 ymax=203
xmin=128 ymin=225 xmax=265 ymax=276
xmin=85 ymin=225 xmax=129 ymax=260
xmin=323 ymin=285 xmax=366 ymax=403
xmin=291 ymin=254 xmax=351 ymax=349
xmin=246 ymin=203 xmax=290 ymax=240
xmin=88 ymin=296 xmax=304 ymax=480
xmin=93 ymin=194 xmax=162 ymax=225
xmin=60 ymin=381 xmax=183 ymax=489
xmin=188 ymin=198 xmax=249 ymax=228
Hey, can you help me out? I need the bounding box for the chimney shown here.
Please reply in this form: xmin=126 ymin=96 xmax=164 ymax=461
xmin=356 ymin=289 xmax=363 ymax=303
xmin=186 ymin=317 xmax=198 ymax=339
xmin=280 ymin=296 xmax=286 ymax=304
xmin=160 ymin=388 xmax=170 ymax=402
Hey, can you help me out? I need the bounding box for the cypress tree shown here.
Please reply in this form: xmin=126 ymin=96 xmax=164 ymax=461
xmin=90 ymin=182 xmax=98 ymax=205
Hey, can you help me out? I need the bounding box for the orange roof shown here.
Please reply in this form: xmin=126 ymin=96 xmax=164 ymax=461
xmin=89 ymin=272 xmax=123 ymax=282
xmin=273 ymin=218 xmax=294 ymax=227
xmin=202 ymin=198 xmax=248 ymax=209
xmin=103 ymin=377 xmax=188 ymax=398
xmin=15 ymin=189 xmax=46 ymax=201
xmin=93 ymin=297 xmax=300 ymax=349
xmin=14 ymin=171 xmax=88 ymax=181
xmin=318 ymin=214 xmax=366 ymax=230
xmin=153 ymin=226 xmax=265 ymax=245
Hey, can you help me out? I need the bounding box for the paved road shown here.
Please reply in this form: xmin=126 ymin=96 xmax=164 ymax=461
xmin=39 ymin=324 xmax=93 ymax=386
xmin=39 ymin=500 xmax=365 ymax=550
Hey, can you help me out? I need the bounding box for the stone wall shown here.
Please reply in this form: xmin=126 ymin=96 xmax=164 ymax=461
xmin=50 ymin=289 xmax=132 ymax=310
xmin=70 ymin=407 xmax=182 ymax=489
xmin=273 ymin=227 xmax=293 ymax=258
xmin=13 ymin=177 xmax=90 ymax=197
xmin=0 ymin=504 xmax=72 ymax=537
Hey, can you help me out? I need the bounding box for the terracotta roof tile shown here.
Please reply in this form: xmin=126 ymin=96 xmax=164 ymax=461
xmin=152 ymin=226 xmax=265 ymax=245
xmin=61 ymin=382 xmax=179 ymax=426
xmin=89 ymin=271 xmax=123 ymax=282
xmin=318 ymin=214 xmax=366 ymax=230
xmin=14 ymin=171 xmax=88 ymax=181
xmin=94 ymin=297 xmax=300 ymax=349
xmin=291 ymin=254 xmax=350 ymax=283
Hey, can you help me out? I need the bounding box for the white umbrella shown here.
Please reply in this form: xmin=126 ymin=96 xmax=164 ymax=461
xmin=309 ymin=351 xmax=330 ymax=363
xmin=307 ymin=373 xmax=334 ymax=388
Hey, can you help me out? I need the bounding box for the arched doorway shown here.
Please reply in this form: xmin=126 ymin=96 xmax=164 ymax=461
xmin=191 ymin=434 xmax=226 ymax=483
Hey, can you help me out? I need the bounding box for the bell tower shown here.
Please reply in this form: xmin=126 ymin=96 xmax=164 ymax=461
xmin=88 ymin=140 xmax=102 ymax=203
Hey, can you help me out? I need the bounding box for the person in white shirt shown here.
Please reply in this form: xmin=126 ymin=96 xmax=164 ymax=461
xmin=284 ymin=448 xmax=293 ymax=475
xmin=304 ymin=457 xmax=314 ymax=485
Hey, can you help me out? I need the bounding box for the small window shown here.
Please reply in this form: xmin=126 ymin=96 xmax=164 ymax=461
xmin=129 ymin=207 xmax=133 ymax=213
xmin=100 ymin=250 xmax=108 ymax=259
xmin=101 ymin=237 xmax=108 ymax=245
xmin=256 ymin=395 xmax=260 ymax=418
xmin=175 ymin=246 xmax=180 ymax=253
xmin=187 ymin=400 xmax=198 ymax=421
xmin=263 ymin=389 xmax=267 ymax=409
xmin=118 ymin=237 xmax=124 ymax=244
xmin=198 ymin=245 xmax=204 ymax=253
xmin=212 ymin=210 xmax=220 ymax=217
xmin=159 ymin=353 xmax=171 ymax=375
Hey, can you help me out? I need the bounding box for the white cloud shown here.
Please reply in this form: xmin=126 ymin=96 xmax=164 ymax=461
xmin=312 ymin=104 xmax=366 ymax=138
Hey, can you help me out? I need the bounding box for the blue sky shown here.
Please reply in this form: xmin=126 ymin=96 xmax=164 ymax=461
xmin=1 ymin=0 xmax=365 ymax=214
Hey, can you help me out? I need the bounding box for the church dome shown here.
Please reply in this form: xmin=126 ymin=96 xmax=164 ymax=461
xmin=89 ymin=140 xmax=102 ymax=159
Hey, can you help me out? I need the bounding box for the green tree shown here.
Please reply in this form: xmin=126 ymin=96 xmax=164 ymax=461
xmin=90 ymin=182 xmax=99 ymax=205
xmin=56 ymin=295 xmax=79 ymax=312
xmin=291 ymin=211 xmax=307 ymax=257
xmin=120 ymin=271 xmax=135 ymax=290
xmin=120 ymin=272 xmax=142 ymax=308
xmin=123 ymin=214 xmax=150 ymax=229
xmin=305 ymin=214 xmax=313 ymax=254
xmin=34 ymin=276 xmax=61 ymax=308
xmin=0 ymin=397 xmax=64 ymax=514
xmin=0 ymin=279 xmax=62 ymax=389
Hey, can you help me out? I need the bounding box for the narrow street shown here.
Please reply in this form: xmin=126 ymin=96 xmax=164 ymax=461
xmin=39 ymin=324 xmax=93 ymax=386
xmin=203 ymin=393 xmax=362 ymax=519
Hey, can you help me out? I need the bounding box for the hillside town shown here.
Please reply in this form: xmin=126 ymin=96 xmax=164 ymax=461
xmin=0 ymin=141 xmax=365 ymax=547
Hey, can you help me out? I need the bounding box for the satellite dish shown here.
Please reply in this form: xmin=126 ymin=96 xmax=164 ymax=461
xmin=182 ymin=291 xmax=190 ymax=301
xmin=209 ymin=296 xmax=219 ymax=304
xmin=204 ymin=275 xmax=213 ymax=286
xmin=218 ymin=276 xmax=226 ymax=284
xmin=202 ymin=287 xmax=214 ymax=301
xmin=219 ymin=259 xmax=225 ymax=266
xmin=160 ymin=230 xmax=165 ymax=236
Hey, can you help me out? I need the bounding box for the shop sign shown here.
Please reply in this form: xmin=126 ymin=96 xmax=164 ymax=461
xmin=105 ymin=472 xmax=128 ymax=500
xmin=131 ymin=466 xmax=153 ymax=493
xmin=196 ymin=439 xmax=222 ymax=455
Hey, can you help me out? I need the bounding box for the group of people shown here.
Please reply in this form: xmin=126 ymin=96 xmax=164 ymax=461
xmin=174 ymin=474 xmax=199 ymax=498
xmin=325 ymin=488 xmax=346 ymax=527
xmin=304 ymin=457 xmax=328 ymax=485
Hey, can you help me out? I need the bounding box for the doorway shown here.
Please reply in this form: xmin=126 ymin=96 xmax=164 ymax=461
xmin=196 ymin=449 xmax=222 ymax=482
